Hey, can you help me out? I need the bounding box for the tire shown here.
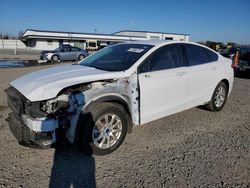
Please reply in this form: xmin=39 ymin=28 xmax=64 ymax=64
xmin=78 ymin=54 xmax=85 ymax=61
xmin=51 ymin=55 xmax=60 ymax=62
xmin=206 ymin=81 xmax=228 ymax=111
xmin=78 ymin=102 xmax=129 ymax=155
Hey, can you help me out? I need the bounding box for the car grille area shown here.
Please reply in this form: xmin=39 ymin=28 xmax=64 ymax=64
xmin=6 ymin=86 xmax=55 ymax=148
xmin=6 ymin=86 xmax=30 ymax=143
xmin=6 ymin=86 xmax=25 ymax=115
xmin=8 ymin=112 xmax=32 ymax=143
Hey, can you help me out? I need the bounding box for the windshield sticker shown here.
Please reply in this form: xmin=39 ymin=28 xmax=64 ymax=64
xmin=127 ymin=48 xmax=145 ymax=53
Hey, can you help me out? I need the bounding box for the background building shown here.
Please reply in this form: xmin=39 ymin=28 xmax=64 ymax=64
xmin=19 ymin=29 xmax=189 ymax=50
xmin=113 ymin=30 xmax=189 ymax=41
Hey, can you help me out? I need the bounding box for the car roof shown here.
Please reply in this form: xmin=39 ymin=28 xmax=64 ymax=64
xmin=126 ymin=40 xmax=202 ymax=47
xmin=127 ymin=40 xmax=168 ymax=46
xmin=124 ymin=40 xmax=220 ymax=55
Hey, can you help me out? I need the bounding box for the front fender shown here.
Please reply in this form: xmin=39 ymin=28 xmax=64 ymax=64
xmin=72 ymin=94 xmax=132 ymax=144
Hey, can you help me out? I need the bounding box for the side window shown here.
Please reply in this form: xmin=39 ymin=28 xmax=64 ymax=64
xmin=63 ymin=46 xmax=71 ymax=52
xmin=203 ymin=48 xmax=218 ymax=62
xmin=185 ymin=44 xmax=215 ymax=66
xmin=139 ymin=45 xmax=182 ymax=73
xmin=71 ymin=47 xmax=81 ymax=51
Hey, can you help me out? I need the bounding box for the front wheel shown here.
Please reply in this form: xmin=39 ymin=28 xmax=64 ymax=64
xmin=51 ymin=55 xmax=60 ymax=62
xmin=78 ymin=103 xmax=129 ymax=155
xmin=206 ymin=81 xmax=228 ymax=111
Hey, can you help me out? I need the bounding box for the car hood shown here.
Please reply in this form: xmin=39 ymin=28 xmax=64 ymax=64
xmin=41 ymin=50 xmax=56 ymax=54
xmin=10 ymin=64 xmax=125 ymax=101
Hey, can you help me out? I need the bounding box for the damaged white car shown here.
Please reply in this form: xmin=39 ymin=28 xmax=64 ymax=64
xmin=6 ymin=41 xmax=234 ymax=155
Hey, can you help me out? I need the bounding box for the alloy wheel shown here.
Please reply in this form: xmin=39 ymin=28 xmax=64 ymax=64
xmin=92 ymin=113 xmax=122 ymax=149
xmin=214 ymin=86 xmax=226 ymax=108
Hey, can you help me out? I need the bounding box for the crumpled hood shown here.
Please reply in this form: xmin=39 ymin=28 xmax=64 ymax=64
xmin=10 ymin=64 xmax=125 ymax=101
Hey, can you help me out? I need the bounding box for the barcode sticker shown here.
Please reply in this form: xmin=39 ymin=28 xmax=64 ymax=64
xmin=127 ymin=48 xmax=144 ymax=53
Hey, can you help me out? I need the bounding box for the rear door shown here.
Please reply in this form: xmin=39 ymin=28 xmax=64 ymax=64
xmin=182 ymin=44 xmax=219 ymax=106
xmin=71 ymin=47 xmax=81 ymax=60
xmin=138 ymin=44 xmax=188 ymax=124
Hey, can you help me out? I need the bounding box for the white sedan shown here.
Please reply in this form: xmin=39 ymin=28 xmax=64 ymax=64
xmin=7 ymin=40 xmax=234 ymax=155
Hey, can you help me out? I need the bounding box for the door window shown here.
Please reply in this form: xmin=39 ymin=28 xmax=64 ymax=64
xmin=184 ymin=44 xmax=218 ymax=66
xmin=71 ymin=47 xmax=81 ymax=51
xmin=139 ymin=44 xmax=182 ymax=73
xmin=63 ymin=46 xmax=71 ymax=52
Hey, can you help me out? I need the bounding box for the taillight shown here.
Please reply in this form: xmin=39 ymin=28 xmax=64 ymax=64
xmin=231 ymin=64 xmax=236 ymax=68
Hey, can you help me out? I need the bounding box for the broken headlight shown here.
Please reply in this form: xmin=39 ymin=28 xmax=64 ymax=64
xmin=24 ymin=100 xmax=47 ymax=118
xmin=40 ymin=95 xmax=70 ymax=114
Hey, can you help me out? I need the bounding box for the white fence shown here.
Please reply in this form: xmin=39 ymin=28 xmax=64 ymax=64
xmin=0 ymin=39 xmax=27 ymax=49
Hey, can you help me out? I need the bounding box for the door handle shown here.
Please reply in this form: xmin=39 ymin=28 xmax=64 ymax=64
xmin=144 ymin=74 xmax=151 ymax=78
xmin=176 ymin=72 xmax=186 ymax=76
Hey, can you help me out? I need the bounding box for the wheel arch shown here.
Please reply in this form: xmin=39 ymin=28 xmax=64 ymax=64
xmin=84 ymin=95 xmax=131 ymax=118
xmin=74 ymin=94 xmax=132 ymax=144
xmin=220 ymin=79 xmax=229 ymax=95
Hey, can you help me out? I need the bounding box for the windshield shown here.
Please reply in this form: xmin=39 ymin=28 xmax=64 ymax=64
xmin=79 ymin=43 xmax=153 ymax=71
xmin=54 ymin=47 xmax=61 ymax=52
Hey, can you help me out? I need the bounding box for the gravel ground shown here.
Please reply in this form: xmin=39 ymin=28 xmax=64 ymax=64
xmin=0 ymin=65 xmax=249 ymax=188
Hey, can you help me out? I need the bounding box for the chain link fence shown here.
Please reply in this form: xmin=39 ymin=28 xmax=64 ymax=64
xmin=0 ymin=39 xmax=27 ymax=49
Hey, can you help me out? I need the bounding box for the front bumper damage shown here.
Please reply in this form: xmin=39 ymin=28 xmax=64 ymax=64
xmin=6 ymin=86 xmax=59 ymax=148
xmin=8 ymin=112 xmax=58 ymax=148
xmin=6 ymin=74 xmax=139 ymax=149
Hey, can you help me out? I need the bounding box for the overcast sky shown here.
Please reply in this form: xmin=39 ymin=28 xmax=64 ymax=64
xmin=0 ymin=0 xmax=250 ymax=44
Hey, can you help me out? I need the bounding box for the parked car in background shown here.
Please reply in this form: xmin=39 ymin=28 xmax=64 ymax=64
xmin=7 ymin=41 xmax=234 ymax=155
xmin=232 ymin=47 xmax=250 ymax=76
xmin=220 ymin=47 xmax=240 ymax=59
xmin=98 ymin=42 xmax=108 ymax=50
xmin=40 ymin=44 xmax=89 ymax=62
xmin=217 ymin=48 xmax=226 ymax=54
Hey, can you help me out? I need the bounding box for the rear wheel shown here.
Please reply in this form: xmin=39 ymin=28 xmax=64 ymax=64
xmin=78 ymin=103 xmax=129 ymax=155
xmin=206 ymin=81 xmax=228 ymax=111
xmin=78 ymin=54 xmax=85 ymax=61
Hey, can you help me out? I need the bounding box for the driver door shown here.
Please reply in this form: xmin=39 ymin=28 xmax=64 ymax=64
xmin=60 ymin=46 xmax=71 ymax=60
xmin=138 ymin=44 xmax=187 ymax=124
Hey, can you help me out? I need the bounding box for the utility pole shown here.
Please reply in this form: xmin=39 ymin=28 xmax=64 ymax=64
xmin=130 ymin=21 xmax=133 ymax=41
